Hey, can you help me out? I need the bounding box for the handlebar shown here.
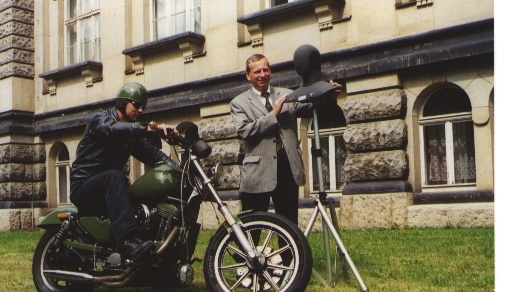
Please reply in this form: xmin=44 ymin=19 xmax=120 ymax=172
xmin=148 ymin=121 xmax=187 ymax=147
xmin=150 ymin=121 xmax=212 ymax=158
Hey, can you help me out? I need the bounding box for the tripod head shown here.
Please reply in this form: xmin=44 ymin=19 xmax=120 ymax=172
xmin=285 ymin=81 xmax=336 ymax=103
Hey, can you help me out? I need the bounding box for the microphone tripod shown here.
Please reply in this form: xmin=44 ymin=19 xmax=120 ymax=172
xmin=302 ymin=106 xmax=367 ymax=291
xmin=288 ymin=43 xmax=367 ymax=290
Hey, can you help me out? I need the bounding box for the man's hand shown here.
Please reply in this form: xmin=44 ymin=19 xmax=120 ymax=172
xmin=329 ymin=80 xmax=342 ymax=96
xmin=273 ymin=94 xmax=287 ymax=116
xmin=147 ymin=122 xmax=179 ymax=142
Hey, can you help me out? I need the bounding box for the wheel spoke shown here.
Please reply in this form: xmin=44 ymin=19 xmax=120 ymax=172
xmin=252 ymin=273 xmax=259 ymax=292
xmin=266 ymin=262 xmax=294 ymax=272
xmin=229 ymin=270 xmax=252 ymax=290
xmin=226 ymin=243 xmax=247 ymax=260
xmin=261 ymin=270 xmax=281 ymax=291
xmin=246 ymin=228 xmax=256 ymax=248
xmin=260 ymin=229 xmax=274 ymax=254
xmin=266 ymin=244 xmax=291 ymax=258
xmin=219 ymin=262 xmax=248 ymax=271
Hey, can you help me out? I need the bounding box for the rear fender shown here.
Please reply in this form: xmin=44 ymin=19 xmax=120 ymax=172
xmin=37 ymin=206 xmax=78 ymax=229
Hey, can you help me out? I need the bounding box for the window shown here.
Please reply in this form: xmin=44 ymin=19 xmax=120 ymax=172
xmin=395 ymin=0 xmax=433 ymax=8
xmin=307 ymin=106 xmax=348 ymax=193
xmin=266 ymin=0 xmax=297 ymax=7
xmin=56 ymin=146 xmax=71 ymax=205
xmin=395 ymin=0 xmax=416 ymax=4
xmin=419 ymin=87 xmax=476 ymax=187
xmin=153 ymin=0 xmax=201 ymax=40
xmin=65 ymin=0 xmax=101 ymax=66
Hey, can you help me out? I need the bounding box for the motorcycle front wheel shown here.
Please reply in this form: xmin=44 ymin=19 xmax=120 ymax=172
xmin=204 ymin=211 xmax=312 ymax=291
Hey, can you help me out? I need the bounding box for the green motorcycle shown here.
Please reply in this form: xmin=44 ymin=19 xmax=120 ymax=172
xmin=32 ymin=121 xmax=312 ymax=291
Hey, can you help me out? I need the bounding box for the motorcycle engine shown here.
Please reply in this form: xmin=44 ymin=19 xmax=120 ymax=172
xmin=134 ymin=204 xmax=180 ymax=243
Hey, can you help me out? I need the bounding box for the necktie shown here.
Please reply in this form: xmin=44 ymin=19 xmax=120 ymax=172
xmin=261 ymin=92 xmax=283 ymax=152
xmin=262 ymin=92 xmax=272 ymax=112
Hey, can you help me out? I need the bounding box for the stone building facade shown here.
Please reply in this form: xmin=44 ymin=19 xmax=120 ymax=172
xmin=0 ymin=0 xmax=494 ymax=231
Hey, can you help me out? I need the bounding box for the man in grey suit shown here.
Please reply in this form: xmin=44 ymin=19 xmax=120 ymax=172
xmin=230 ymin=54 xmax=341 ymax=224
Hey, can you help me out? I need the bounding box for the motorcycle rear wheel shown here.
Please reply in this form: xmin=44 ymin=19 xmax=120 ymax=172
xmin=204 ymin=212 xmax=312 ymax=291
xmin=32 ymin=227 xmax=94 ymax=292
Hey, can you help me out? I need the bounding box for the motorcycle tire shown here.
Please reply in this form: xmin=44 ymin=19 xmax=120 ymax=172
xmin=204 ymin=211 xmax=312 ymax=291
xmin=32 ymin=227 xmax=94 ymax=292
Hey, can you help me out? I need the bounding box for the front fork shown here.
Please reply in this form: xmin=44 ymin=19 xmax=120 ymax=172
xmin=189 ymin=155 xmax=260 ymax=261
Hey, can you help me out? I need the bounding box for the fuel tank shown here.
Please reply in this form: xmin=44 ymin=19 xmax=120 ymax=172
xmin=128 ymin=163 xmax=183 ymax=202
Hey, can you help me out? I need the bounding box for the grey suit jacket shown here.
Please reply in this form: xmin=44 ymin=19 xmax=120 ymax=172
xmin=230 ymin=86 xmax=314 ymax=193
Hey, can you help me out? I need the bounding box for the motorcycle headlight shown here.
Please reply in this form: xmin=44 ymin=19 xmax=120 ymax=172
xmin=207 ymin=163 xmax=225 ymax=187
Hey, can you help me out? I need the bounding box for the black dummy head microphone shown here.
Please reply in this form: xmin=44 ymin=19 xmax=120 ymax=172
xmin=293 ymin=44 xmax=322 ymax=86
xmin=287 ymin=44 xmax=335 ymax=103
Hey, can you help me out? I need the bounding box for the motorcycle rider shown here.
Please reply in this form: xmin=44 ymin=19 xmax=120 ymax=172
xmin=70 ymin=82 xmax=179 ymax=261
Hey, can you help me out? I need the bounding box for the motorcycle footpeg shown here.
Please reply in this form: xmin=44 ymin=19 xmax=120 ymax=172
xmin=124 ymin=251 xmax=156 ymax=268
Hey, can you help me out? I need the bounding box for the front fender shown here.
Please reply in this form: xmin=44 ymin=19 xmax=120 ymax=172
xmin=38 ymin=206 xmax=78 ymax=229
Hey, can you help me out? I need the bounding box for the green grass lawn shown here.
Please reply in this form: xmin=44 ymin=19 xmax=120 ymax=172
xmin=0 ymin=227 xmax=494 ymax=291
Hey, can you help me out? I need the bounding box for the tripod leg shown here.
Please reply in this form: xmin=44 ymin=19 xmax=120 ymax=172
xmin=303 ymin=205 xmax=319 ymax=237
xmin=322 ymin=219 xmax=333 ymax=283
xmin=326 ymin=201 xmax=349 ymax=280
xmin=304 ymin=205 xmax=329 ymax=285
xmin=317 ymin=200 xmax=368 ymax=291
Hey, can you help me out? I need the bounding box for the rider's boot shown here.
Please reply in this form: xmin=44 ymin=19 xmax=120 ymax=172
xmin=119 ymin=235 xmax=155 ymax=262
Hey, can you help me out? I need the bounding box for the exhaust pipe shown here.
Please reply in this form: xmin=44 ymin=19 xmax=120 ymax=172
xmin=44 ymin=268 xmax=137 ymax=288
xmin=43 ymin=270 xmax=95 ymax=283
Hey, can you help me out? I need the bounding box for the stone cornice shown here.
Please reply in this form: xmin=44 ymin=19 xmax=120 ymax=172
xmin=0 ymin=110 xmax=34 ymax=135
xmin=123 ymin=31 xmax=206 ymax=72
xmin=39 ymin=61 xmax=103 ymax=94
xmin=238 ymin=0 xmax=347 ymax=45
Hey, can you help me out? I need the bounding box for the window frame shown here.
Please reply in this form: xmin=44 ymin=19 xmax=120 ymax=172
xmin=307 ymin=127 xmax=347 ymax=194
xmin=64 ymin=0 xmax=101 ymax=66
xmin=265 ymin=0 xmax=298 ymax=8
xmin=419 ymin=105 xmax=476 ymax=190
xmin=55 ymin=146 xmax=71 ymax=206
xmin=152 ymin=0 xmax=201 ymax=41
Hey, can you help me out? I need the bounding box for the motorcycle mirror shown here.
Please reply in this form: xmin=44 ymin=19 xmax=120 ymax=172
xmin=176 ymin=121 xmax=200 ymax=147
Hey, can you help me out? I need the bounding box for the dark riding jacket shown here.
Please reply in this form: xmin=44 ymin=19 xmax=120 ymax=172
xmin=70 ymin=107 xmax=174 ymax=198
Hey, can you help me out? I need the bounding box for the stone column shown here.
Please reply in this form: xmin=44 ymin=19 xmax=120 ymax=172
xmin=339 ymin=74 xmax=413 ymax=229
xmin=195 ymin=104 xmax=242 ymax=229
xmin=0 ymin=0 xmax=46 ymax=231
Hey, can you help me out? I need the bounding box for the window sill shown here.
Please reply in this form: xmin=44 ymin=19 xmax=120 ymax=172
xmin=237 ymin=0 xmax=348 ymax=47
xmin=422 ymin=183 xmax=476 ymax=192
xmin=395 ymin=0 xmax=433 ymax=9
xmin=39 ymin=61 xmax=103 ymax=95
xmin=414 ymin=189 xmax=493 ymax=204
xmin=122 ymin=31 xmax=206 ymax=75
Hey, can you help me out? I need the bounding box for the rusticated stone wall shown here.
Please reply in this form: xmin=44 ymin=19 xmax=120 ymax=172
xmin=339 ymin=87 xmax=412 ymax=229
xmin=0 ymin=0 xmax=42 ymax=231
xmin=0 ymin=0 xmax=34 ymax=79
xmin=0 ymin=144 xmax=46 ymax=201
xmin=342 ymin=88 xmax=409 ymax=185
xmin=198 ymin=114 xmax=242 ymax=190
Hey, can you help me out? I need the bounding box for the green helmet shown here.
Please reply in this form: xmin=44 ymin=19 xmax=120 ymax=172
xmin=116 ymin=82 xmax=148 ymax=108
